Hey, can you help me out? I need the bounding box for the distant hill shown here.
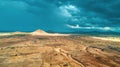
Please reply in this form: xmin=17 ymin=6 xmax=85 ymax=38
xmin=31 ymin=29 xmax=49 ymax=35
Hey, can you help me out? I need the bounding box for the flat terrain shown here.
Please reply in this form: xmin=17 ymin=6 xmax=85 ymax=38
xmin=0 ymin=34 xmax=120 ymax=67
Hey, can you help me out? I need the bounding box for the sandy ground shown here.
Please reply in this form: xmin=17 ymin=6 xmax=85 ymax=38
xmin=92 ymin=37 xmax=120 ymax=42
xmin=0 ymin=31 xmax=120 ymax=67
xmin=0 ymin=32 xmax=29 ymax=36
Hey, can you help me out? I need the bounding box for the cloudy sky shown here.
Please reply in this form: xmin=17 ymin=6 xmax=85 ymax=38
xmin=0 ymin=0 xmax=120 ymax=32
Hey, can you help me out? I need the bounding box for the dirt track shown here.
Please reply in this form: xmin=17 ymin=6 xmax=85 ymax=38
xmin=55 ymin=48 xmax=85 ymax=67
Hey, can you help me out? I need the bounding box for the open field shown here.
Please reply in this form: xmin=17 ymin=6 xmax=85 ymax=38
xmin=0 ymin=34 xmax=120 ymax=67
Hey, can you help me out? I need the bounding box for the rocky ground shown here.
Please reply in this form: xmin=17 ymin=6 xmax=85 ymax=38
xmin=0 ymin=34 xmax=120 ymax=67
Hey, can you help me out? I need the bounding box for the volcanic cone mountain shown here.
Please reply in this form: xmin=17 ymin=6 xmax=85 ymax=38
xmin=31 ymin=29 xmax=49 ymax=35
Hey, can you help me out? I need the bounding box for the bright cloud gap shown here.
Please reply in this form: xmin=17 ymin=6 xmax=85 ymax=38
xmin=66 ymin=24 xmax=117 ymax=31
xmin=59 ymin=4 xmax=79 ymax=17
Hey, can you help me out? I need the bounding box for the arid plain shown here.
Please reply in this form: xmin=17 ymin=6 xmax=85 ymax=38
xmin=0 ymin=30 xmax=120 ymax=67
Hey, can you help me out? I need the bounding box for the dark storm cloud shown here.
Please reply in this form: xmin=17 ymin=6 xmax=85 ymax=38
xmin=0 ymin=0 xmax=69 ymax=31
xmin=61 ymin=0 xmax=120 ymax=26
xmin=55 ymin=0 xmax=120 ymax=31
xmin=0 ymin=0 xmax=120 ymax=32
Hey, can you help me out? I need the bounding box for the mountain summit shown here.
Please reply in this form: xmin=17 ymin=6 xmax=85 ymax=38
xmin=31 ymin=29 xmax=49 ymax=35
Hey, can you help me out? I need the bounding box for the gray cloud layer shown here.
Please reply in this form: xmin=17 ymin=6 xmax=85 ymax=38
xmin=0 ymin=0 xmax=120 ymax=32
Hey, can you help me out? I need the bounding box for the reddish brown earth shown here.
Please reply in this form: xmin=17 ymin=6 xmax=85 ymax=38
xmin=0 ymin=34 xmax=120 ymax=67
